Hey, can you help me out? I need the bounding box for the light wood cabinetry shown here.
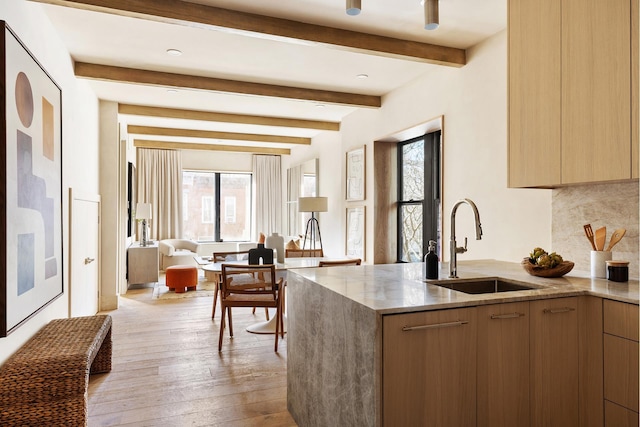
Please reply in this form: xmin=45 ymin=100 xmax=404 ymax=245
xmin=508 ymin=0 xmax=561 ymax=187
xmin=508 ymin=0 xmax=638 ymax=187
xmin=603 ymin=299 xmax=639 ymax=425
xmin=477 ymin=301 xmax=530 ymax=427
xmin=578 ymin=296 xmax=604 ymax=427
xmin=381 ymin=297 xmax=635 ymax=427
xmin=382 ymin=307 xmax=477 ymax=427
xmin=127 ymin=242 xmax=159 ymax=285
xmin=530 ymin=297 xmax=580 ymax=426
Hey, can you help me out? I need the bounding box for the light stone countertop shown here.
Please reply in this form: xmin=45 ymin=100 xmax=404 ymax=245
xmin=288 ymin=259 xmax=639 ymax=315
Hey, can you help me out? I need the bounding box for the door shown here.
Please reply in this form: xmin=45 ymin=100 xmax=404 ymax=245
xmin=70 ymin=189 xmax=100 ymax=317
xmin=477 ymin=301 xmax=530 ymax=427
xmin=530 ymin=297 xmax=579 ymax=426
xmin=383 ymin=307 xmax=477 ymax=426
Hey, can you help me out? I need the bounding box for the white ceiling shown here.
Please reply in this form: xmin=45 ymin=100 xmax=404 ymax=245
xmin=36 ymin=0 xmax=506 ymax=151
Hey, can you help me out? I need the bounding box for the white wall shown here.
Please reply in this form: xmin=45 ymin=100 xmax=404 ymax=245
xmin=304 ymin=30 xmax=553 ymax=264
xmin=0 ymin=0 xmax=100 ymax=364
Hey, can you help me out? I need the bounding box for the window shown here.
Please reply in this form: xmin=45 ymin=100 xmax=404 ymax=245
xmin=397 ymin=130 xmax=441 ymax=262
xmin=182 ymin=170 xmax=252 ymax=242
xmin=224 ymin=196 xmax=236 ymax=223
xmin=202 ymin=196 xmax=214 ymax=223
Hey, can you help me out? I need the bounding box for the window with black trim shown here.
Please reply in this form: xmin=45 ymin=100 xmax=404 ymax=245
xmin=397 ymin=130 xmax=441 ymax=262
xmin=182 ymin=170 xmax=252 ymax=242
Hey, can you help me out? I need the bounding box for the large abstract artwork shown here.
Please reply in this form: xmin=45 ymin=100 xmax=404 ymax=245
xmin=1 ymin=22 xmax=63 ymax=337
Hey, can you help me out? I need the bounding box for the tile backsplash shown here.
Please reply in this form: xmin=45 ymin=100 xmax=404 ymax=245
xmin=552 ymin=181 xmax=639 ymax=279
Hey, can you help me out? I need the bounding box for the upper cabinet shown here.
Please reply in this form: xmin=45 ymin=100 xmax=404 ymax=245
xmin=508 ymin=0 xmax=639 ymax=188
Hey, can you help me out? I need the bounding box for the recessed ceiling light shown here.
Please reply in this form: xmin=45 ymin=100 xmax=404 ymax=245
xmin=166 ymin=48 xmax=182 ymax=56
xmin=356 ymin=74 xmax=369 ymax=79
xmin=167 ymin=89 xmax=178 ymax=94
xmin=315 ymin=104 xmax=325 ymax=108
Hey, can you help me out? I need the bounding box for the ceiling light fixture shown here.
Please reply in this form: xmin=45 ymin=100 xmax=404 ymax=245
xmin=356 ymin=73 xmax=369 ymax=79
xmin=346 ymin=0 xmax=361 ymax=16
xmin=167 ymin=88 xmax=178 ymax=93
xmin=166 ymin=48 xmax=182 ymax=56
xmin=423 ymin=0 xmax=439 ymax=30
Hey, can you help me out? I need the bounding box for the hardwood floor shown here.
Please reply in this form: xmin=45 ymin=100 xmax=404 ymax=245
xmin=88 ymin=284 xmax=296 ymax=426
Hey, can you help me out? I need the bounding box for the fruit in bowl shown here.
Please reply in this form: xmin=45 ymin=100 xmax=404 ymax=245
xmin=522 ymin=247 xmax=574 ymax=278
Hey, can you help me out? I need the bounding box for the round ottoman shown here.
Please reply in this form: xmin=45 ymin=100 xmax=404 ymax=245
xmin=165 ymin=265 xmax=198 ymax=293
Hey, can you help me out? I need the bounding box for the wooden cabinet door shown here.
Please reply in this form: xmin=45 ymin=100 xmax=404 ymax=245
xmin=605 ymin=400 xmax=640 ymax=427
xmin=604 ymin=334 xmax=639 ymax=411
xmin=382 ymin=307 xmax=477 ymax=427
xmin=530 ymin=297 xmax=579 ymax=427
xmin=508 ymin=0 xmax=561 ymax=188
xmin=477 ymin=302 xmax=530 ymax=427
xmin=561 ymin=0 xmax=632 ymax=184
xmin=603 ymin=299 xmax=639 ymax=413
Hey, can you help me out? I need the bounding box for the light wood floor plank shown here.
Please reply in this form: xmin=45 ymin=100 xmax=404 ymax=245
xmin=88 ymin=284 xmax=295 ymax=426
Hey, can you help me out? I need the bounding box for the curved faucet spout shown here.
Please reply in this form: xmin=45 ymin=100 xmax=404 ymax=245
xmin=449 ymin=198 xmax=483 ymax=278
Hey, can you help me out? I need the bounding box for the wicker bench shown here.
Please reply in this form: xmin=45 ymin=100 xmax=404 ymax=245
xmin=0 ymin=315 xmax=112 ymax=426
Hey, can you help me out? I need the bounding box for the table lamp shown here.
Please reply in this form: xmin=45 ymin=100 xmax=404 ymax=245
xmin=298 ymin=196 xmax=328 ymax=253
xmin=136 ymin=202 xmax=152 ymax=246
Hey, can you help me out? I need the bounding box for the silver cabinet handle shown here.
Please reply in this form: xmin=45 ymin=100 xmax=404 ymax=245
xmin=543 ymin=307 xmax=575 ymax=314
xmin=402 ymin=320 xmax=469 ymax=331
xmin=84 ymin=257 xmax=95 ymax=264
xmin=490 ymin=312 xmax=525 ymax=320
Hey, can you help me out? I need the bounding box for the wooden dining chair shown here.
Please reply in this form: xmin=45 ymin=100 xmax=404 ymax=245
xmin=318 ymin=258 xmax=362 ymax=267
xmin=211 ymin=250 xmax=250 ymax=319
xmin=218 ymin=264 xmax=284 ymax=352
xmin=285 ymin=248 xmax=324 ymax=258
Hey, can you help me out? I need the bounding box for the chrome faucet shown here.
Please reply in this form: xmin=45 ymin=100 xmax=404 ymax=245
xmin=449 ymin=198 xmax=483 ymax=278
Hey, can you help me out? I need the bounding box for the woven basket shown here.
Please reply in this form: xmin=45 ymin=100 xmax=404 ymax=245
xmin=521 ymin=258 xmax=574 ymax=278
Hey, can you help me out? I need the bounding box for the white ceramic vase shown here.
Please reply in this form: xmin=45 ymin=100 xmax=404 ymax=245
xmin=265 ymin=232 xmax=285 ymax=263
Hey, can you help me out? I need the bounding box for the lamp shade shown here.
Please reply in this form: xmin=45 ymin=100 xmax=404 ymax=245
xmin=136 ymin=202 xmax=152 ymax=220
xmin=298 ymin=197 xmax=328 ymax=213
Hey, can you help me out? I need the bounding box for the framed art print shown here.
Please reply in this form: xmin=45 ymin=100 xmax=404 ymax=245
xmin=1 ymin=21 xmax=63 ymax=336
xmin=346 ymin=145 xmax=365 ymax=201
xmin=346 ymin=206 xmax=365 ymax=259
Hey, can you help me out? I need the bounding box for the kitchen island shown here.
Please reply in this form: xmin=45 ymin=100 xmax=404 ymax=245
xmin=286 ymin=260 xmax=639 ymax=427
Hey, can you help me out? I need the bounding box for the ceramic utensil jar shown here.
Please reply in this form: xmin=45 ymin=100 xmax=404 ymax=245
xmin=590 ymin=250 xmax=612 ymax=279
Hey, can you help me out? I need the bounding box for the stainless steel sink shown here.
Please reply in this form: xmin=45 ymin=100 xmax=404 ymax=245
xmin=428 ymin=278 xmax=539 ymax=294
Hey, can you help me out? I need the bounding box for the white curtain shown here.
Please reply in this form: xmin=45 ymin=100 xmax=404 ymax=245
xmin=287 ymin=165 xmax=302 ymax=237
xmin=253 ymin=155 xmax=282 ymax=237
xmin=137 ymin=148 xmax=183 ymax=240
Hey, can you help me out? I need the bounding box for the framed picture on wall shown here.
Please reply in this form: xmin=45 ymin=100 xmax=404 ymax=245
xmin=346 ymin=206 xmax=365 ymax=259
xmin=346 ymin=145 xmax=365 ymax=201
xmin=0 ymin=21 xmax=63 ymax=337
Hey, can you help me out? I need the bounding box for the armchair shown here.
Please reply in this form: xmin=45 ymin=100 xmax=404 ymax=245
xmin=158 ymin=239 xmax=199 ymax=270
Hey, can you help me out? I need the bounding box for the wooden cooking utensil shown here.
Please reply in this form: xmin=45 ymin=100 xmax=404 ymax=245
xmin=605 ymin=228 xmax=626 ymax=251
xmin=583 ymin=224 xmax=597 ymax=251
xmin=594 ymin=226 xmax=606 ymax=251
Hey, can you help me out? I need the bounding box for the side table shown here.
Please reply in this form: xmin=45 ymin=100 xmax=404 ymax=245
xmin=127 ymin=241 xmax=159 ymax=285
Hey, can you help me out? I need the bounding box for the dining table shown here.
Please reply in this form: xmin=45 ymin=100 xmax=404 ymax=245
xmin=202 ymin=257 xmax=345 ymax=334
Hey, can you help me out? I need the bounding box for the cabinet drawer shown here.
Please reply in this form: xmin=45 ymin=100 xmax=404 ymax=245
xmin=604 ymin=334 xmax=639 ymax=411
xmin=605 ymin=400 xmax=639 ymax=427
xmin=603 ymin=300 xmax=639 ymax=341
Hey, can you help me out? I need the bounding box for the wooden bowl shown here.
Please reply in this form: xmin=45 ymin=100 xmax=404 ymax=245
xmin=521 ymin=258 xmax=574 ymax=278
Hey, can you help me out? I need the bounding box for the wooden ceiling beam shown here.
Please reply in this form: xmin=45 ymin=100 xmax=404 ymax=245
xmin=134 ymin=139 xmax=291 ymax=155
xmin=119 ymin=104 xmax=340 ymax=131
xmin=76 ymin=62 xmax=380 ymax=108
xmin=128 ymin=125 xmax=311 ymax=145
xmin=31 ymin=0 xmax=466 ymax=67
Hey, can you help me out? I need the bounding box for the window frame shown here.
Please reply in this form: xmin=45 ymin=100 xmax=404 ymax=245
xmin=396 ymin=130 xmax=441 ymax=262
xmin=182 ymin=170 xmax=252 ymax=242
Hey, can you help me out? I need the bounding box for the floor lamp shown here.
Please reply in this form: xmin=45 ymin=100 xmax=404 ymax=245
xmin=298 ymin=197 xmax=328 ymax=253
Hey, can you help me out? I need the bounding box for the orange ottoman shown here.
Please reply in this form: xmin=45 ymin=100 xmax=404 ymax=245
xmin=165 ymin=265 xmax=198 ymax=293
